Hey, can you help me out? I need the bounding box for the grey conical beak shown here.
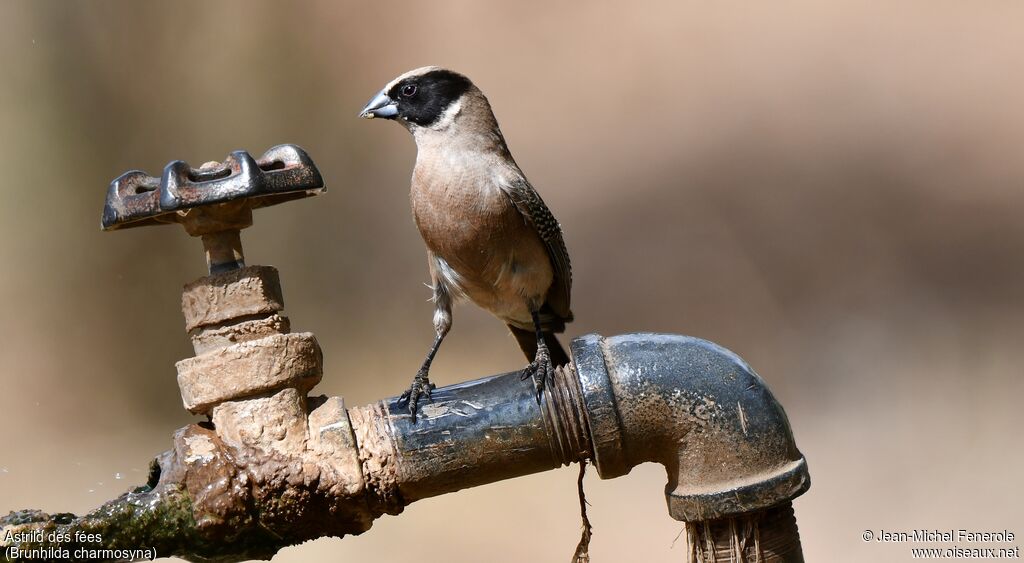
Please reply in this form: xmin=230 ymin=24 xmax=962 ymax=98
xmin=359 ymin=90 xmax=398 ymax=119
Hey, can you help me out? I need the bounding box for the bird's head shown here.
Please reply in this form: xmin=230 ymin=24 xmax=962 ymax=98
xmin=359 ymin=66 xmax=477 ymax=131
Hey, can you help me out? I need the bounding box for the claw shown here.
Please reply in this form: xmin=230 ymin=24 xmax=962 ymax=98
xmin=521 ymin=343 xmax=553 ymax=403
xmin=399 ymin=369 xmax=436 ymax=423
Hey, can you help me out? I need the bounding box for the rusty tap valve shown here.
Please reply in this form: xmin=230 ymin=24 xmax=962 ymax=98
xmin=102 ymin=144 xmax=325 ymax=273
xmin=101 ymin=144 xmax=329 ymax=456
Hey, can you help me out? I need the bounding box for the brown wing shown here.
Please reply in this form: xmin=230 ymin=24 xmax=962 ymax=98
xmin=502 ymin=177 xmax=573 ymax=325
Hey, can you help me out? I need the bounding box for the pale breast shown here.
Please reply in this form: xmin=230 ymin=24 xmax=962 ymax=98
xmin=410 ymin=155 xmax=553 ymax=323
xmin=411 ymin=159 xmax=519 ymax=272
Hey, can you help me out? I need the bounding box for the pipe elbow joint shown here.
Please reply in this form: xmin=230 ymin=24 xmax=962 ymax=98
xmin=571 ymin=333 xmax=810 ymax=521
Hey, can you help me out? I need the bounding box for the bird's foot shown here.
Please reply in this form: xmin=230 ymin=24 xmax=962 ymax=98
xmin=397 ymin=369 xmax=436 ymax=424
xmin=521 ymin=343 xmax=554 ymax=403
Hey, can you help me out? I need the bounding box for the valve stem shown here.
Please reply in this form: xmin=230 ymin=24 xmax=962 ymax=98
xmin=201 ymin=230 xmax=245 ymax=274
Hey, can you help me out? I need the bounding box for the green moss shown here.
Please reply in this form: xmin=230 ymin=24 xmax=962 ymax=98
xmin=3 ymin=485 xmax=286 ymax=563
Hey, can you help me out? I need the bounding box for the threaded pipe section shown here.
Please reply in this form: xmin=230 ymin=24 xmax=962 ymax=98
xmin=542 ymin=363 xmax=593 ymax=467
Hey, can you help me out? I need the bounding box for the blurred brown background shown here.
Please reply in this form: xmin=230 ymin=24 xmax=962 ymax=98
xmin=1 ymin=1 xmax=1022 ymax=561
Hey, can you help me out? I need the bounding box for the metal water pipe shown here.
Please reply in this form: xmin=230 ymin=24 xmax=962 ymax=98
xmin=1 ymin=146 xmax=810 ymax=563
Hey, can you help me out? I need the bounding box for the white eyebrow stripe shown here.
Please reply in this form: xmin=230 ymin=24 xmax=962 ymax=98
xmin=383 ymin=65 xmax=444 ymax=92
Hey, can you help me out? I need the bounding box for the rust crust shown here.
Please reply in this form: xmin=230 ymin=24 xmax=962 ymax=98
xmin=347 ymin=403 xmax=404 ymax=516
xmin=176 ymin=332 xmax=323 ymax=415
xmin=189 ymin=313 xmax=291 ymax=355
xmin=307 ymin=396 xmax=367 ymax=499
xmin=154 ymin=421 xmax=379 ymax=551
xmin=162 ymin=425 xmax=256 ymax=536
xmin=211 ymin=388 xmax=311 ymax=455
xmin=182 ymin=266 xmax=285 ymax=332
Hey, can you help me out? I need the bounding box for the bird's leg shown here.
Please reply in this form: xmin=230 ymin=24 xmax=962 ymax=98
xmin=398 ymin=281 xmax=452 ymax=423
xmin=398 ymin=333 xmax=443 ymax=423
xmin=521 ymin=309 xmax=553 ymax=402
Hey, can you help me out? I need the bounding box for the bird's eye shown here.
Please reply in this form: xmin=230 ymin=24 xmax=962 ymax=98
xmin=401 ymin=84 xmax=417 ymax=97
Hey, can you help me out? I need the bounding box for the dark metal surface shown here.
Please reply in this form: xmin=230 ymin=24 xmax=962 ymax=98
xmin=101 ymin=144 xmax=325 ymax=231
xmin=385 ymin=369 xmax=571 ymax=503
xmin=571 ymin=333 xmax=810 ymax=522
xmin=375 ymin=332 xmax=809 ymax=525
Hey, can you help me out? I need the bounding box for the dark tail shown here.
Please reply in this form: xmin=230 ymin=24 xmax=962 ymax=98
xmin=508 ymin=325 xmax=570 ymax=367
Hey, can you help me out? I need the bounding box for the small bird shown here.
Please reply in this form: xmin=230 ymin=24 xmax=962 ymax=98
xmin=360 ymin=67 xmax=573 ymax=421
